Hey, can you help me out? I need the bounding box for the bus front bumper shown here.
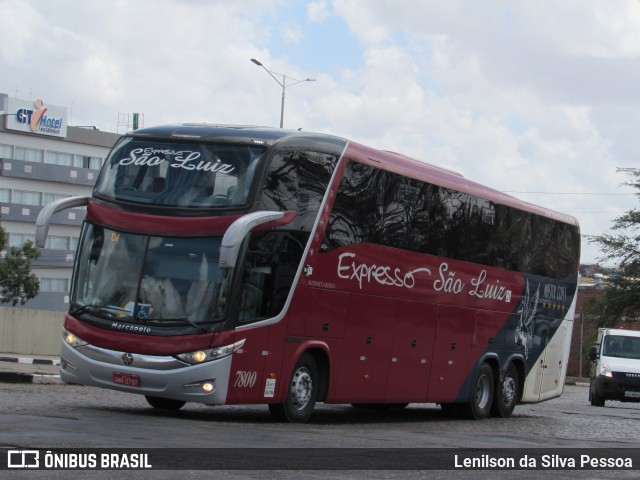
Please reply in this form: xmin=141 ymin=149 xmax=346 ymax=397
xmin=59 ymin=341 xmax=232 ymax=405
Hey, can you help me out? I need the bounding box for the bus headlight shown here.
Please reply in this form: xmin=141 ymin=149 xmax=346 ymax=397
xmin=175 ymin=339 xmax=245 ymax=365
xmin=63 ymin=330 xmax=88 ymax=348
xmin=600 ymin=364 xmax=613 ymax=378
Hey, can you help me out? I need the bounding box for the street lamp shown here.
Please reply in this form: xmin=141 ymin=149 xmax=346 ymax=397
xmin=250 ymin=58 xmax=315 ymax=128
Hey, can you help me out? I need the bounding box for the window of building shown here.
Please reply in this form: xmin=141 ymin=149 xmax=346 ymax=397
xmin=9 ymin=233 xmax=36 ymax=247
xmin=45 ymin=236 xmax=70 ymax=250
xmin=0 ymin=188 xmax=9 ymax=203
xmin=44 ymin=193 xmax=70 ymax=204
xmin=74 ymin=154 xmax=103 ymax=170
xmin=12 ymin=190 xmax=41 ymax=206
xmin=46 ymin=151 xmax=74 ymax=166
xmin=0 ymin=143 xmax=13 ymax=159
xmin=40 ymin=278 xmax=69 ymax=293
xmin=89 ymin=157 xmax=102 ymax=170
xmin=14 ymin=147 xmax=44 ymax=163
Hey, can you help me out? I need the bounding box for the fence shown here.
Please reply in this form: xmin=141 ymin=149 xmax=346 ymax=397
xmin=0 ymin=307 xmax=64 ymax=356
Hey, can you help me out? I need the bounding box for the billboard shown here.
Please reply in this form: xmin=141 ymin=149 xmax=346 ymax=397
xmin=3 ymin=97 xmax=68 ymax=138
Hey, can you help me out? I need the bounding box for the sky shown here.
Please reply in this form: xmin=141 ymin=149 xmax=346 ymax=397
xmin=1 ymin=0 xmax=639 ymax=265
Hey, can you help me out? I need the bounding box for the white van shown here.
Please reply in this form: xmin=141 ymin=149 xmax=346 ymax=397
xmin=589 ymin=328 xmax=640 ymax=406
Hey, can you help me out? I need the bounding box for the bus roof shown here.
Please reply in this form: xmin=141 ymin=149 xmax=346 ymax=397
xmin=126 ymin=123 xmax=579 ymax=228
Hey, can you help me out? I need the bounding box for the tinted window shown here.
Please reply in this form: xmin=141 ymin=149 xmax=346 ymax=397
xmin=237 ymin=230 xmax=307 ymax=324
xmin=95 ymin=138 xmax=265 ymax=209
xmin=323 ymin=161 xmax=579 ymax=280
xmin=259 ymin=150 xmax=338 ymax=232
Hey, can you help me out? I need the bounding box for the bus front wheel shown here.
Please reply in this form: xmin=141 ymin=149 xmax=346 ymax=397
xmin=269 ymin=353 xmax=319 ymax=423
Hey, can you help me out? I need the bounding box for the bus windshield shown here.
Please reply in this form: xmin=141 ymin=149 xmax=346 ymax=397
xmin=71 ymin=223 xmax=229 ymax=326
xmin=94 ymin=137 xmax=266 ymax=208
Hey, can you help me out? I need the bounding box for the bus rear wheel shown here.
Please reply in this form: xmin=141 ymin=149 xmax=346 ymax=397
xmin=269 ymin=353 xmax=319 ymax=423
xmin=145 ymin=395 xmax=186 ymax=411
xmin=461 ymin=362 xmax=494 ymax=420
xmin=490 ymin=363 xmax=519 ymax=417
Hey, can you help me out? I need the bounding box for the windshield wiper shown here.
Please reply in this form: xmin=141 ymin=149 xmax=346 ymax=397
xmin=146 ymin=316 xmax=207 ymax=333
xmin=70 ymin=304 xmax=131 ymax=319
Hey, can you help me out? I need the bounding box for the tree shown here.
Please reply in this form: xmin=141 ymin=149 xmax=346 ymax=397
xmin=0 ymin=224 xmax=41 ymax=305
xmin=588 ymin=167 xmax=640 ymax=327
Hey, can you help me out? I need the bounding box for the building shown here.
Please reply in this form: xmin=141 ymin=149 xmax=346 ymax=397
xmin=1 ymin=93 xmax=121 ymax=311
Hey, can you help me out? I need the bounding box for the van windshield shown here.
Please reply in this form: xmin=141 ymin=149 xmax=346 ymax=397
xmin=95 ymin=138 xmax=266 ymax=208
xmin=603 ymin=335 xmax=640 ymax=360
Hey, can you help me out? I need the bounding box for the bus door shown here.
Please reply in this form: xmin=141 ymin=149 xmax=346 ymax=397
xmin=427 ymin=305 xmax=474 ymax=403
xmin=521 ymin=318 xmax=570 ymax=401
xmin=538 ymin=322 xmax=570 ymax=400
xmin=385 ymin=301 xmax=438 ymax=403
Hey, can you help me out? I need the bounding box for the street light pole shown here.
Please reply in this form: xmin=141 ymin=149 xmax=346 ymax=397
xmin=250 ymin=58 xmax=315 ymax=128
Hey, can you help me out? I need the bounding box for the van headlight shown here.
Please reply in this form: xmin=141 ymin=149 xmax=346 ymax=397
xmin=600 ymin=364 xmax=613 ymax=378
xmin=175 ymin=339 xmax=245 ymax=365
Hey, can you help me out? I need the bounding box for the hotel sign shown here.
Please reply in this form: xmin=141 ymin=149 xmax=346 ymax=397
xmin=3 ymin=97 xmax=68 ymax=138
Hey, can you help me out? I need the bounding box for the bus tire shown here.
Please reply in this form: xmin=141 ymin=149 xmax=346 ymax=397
xmin=490 ymin=363 xmax=519 ymax=417
xmin=461 ymin=362 xmax=494 ymax=420
xmin=269 ymin=353 xmax=319 ymax=423
xmin=144 ymin=395 xmax=186 ymax=411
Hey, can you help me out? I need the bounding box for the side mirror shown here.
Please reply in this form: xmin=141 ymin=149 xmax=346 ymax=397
xmin=219 ymin=211 xmax=296 ymax=269
xmin=35 ymin=196 xmax=90 ymax=247
xmin=588 ymin=345 xmax=599 ymax=361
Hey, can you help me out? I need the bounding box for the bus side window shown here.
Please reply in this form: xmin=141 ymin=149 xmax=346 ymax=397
xmin=237 ymin=231 xmax=304 ymax=324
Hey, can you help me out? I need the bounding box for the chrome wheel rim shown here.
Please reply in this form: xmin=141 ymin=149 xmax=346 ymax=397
xmin=290 ymin=367 xmax=313 ymax=410
xmin=476 ymin=373 xmax=491 ymax=410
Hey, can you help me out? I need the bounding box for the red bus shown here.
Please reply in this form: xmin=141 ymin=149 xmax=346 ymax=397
xmin=36 ymin=124 xmax=580 ymax=422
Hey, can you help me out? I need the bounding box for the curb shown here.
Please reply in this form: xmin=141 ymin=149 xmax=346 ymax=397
xmin=0 ymin=355 xmax=62 ymax=384
xmin=0 ymin=371 xmax=62 ymax=384
xmin=0 ymin=356 xmax=61 ymax=366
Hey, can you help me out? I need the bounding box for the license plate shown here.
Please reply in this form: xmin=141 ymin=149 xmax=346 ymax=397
xmin=624 ymin=390 xmax=640 ymax=398
xmin=112 ymin=372 xmax=141 ymax=387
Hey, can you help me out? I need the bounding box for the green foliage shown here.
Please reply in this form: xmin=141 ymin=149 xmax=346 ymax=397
xmin=0 ymin=225 xmax=41 ymax=305
xmin=588 ymin=168 xmax=640 ymax=327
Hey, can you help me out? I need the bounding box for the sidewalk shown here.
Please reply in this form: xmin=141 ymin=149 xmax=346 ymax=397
xmin=0 ymin=354 xmax=62 ymax=384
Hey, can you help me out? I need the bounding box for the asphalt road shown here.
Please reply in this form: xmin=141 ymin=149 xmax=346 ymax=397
xmin=1 ymin=381 xmax=639 ymax=479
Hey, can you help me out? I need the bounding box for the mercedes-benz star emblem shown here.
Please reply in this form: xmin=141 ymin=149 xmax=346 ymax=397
xmin=121 ymin=353 xmax=134 ymax=366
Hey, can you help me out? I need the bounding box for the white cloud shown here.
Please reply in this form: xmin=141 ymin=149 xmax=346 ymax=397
xmin=307 ymin=0 xmax=330 ymax=22
xmin=2 ymin=0 xmax=638 ymax=263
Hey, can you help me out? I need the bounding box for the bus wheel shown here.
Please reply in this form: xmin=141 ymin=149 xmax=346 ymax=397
xmin=461 ymin=363 xmax=494 ymax=420
xmin=269 ymin=353 xmax=319 ymax=423
xmin=490 ymin=363 xmax=519 ymax=417
xmin=144 ymin=395 xmax=186 ymax=411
